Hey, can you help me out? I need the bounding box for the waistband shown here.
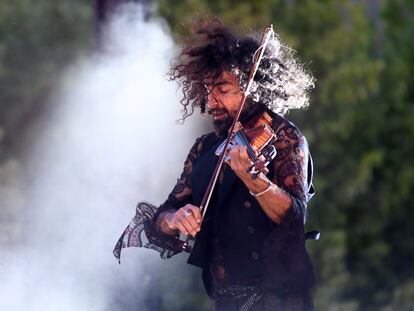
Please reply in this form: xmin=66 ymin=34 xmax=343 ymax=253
xmin=212 ymin=283 xmax=261 ymax=300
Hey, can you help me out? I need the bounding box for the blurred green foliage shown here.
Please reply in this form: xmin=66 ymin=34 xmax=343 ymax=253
xmin=0 ymin=0 xmax=91 ymax=158
xmin=0 ymin=0 xmax=413 ymax=310
xmin=156 ymin=0 xmax=414 ymax=310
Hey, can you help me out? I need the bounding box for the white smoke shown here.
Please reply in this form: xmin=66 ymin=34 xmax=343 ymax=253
xmin=0 ymin=4 xmax=209 ymax=311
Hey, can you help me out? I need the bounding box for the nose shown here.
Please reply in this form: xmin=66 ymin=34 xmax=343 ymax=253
xmin=207 ymin=92 xmax=219 ymax=109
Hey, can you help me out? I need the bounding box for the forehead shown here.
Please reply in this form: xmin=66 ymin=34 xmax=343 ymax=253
xmin=204 ymin=71 xmax=240 ymax=87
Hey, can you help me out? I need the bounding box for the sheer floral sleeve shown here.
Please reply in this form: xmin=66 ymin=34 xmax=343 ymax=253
xmin=113 ymin=135 xmax=207 ymax=262
xmin=271 ymin=120 xmax=314 ymax=227
xmin=262 ymin=119 xmax=315 ymax=295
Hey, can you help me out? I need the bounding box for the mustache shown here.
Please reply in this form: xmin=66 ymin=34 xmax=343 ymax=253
xmin=207 ymin=108 xmax=228 ymax=115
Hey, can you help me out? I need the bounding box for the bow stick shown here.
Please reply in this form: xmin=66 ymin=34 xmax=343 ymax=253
xmin=199 ymin=25 xmax=275 ymax=220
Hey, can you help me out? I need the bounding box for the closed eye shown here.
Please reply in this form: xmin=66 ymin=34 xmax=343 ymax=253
xmin=218 ymin=86 xmax=233 ymax=94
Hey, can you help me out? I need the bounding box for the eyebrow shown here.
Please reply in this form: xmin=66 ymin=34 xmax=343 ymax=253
xmin=208 ymin=80 xmax=231 ymax=87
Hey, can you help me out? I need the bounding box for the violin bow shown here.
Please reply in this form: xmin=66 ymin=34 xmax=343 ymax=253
xmin=199 ymin=25 xmax=275 ymax=220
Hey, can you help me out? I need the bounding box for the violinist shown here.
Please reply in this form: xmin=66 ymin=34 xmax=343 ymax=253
xmin=114 ymin=20 xmax=316 ymax=311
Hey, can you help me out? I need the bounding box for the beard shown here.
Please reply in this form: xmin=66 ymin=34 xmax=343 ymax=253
xmin=210 ymin=101 xmax=265 ymax=138
xmin=212 ymin=114 xmax=233 ymax=138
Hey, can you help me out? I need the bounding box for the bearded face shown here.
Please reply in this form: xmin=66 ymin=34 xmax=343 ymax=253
xmin=205 ymin=71 xmax=243 ymax=137
xmin=206 ymin=71 xmax=266 ymax=137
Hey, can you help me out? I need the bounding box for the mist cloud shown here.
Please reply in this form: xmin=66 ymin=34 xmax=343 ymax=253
xmin=0 ymin=4 xmax=209 ymax=311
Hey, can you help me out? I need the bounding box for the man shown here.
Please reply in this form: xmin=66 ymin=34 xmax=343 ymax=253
xmin=114 ymin=20 xmax=316 ymax=310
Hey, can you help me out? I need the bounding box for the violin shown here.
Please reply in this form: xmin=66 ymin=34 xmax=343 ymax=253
xmin=215 ymin=111 xmax=277 ymax=178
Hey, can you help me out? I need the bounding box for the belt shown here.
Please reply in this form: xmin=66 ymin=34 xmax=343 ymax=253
xmin=213 ymin=284 xmax=259 ymax=298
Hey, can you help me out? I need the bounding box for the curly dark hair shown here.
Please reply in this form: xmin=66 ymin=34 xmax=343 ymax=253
xmin=169 ymin=19 xmax=314 ymax=121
